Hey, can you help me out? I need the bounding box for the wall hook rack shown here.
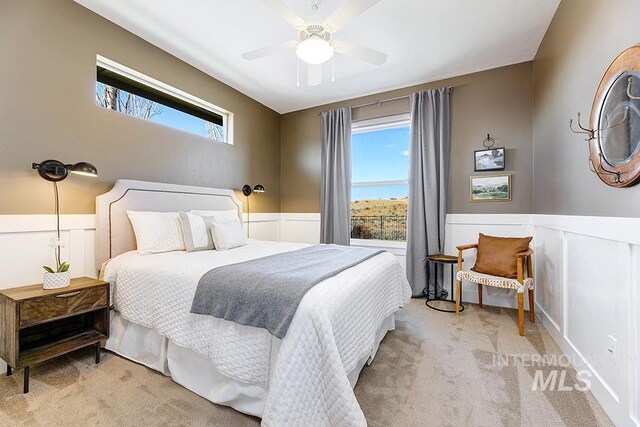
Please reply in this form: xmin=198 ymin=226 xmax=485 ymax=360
xmin=589 ymin=154 xmax=622 ymax=184
xmin=627 ymin=76 xmax=640 ymax=100
xmin=570 ymin=111 xmax=629 ymax=184
xmin=570 ymin=110 xmax=628 ymax=141
xmin=569 ymin=112 xmax=596 ymax=141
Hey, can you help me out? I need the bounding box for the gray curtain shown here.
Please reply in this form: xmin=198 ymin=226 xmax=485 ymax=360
xmin=320 ymin=107 xmax=352 ymax=245
xmin=406 ymin=88 xmax=451 ymax=297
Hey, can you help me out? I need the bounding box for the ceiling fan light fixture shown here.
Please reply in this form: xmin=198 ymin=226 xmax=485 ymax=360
xmin=296 ymin=36 xmax=334 ymax=65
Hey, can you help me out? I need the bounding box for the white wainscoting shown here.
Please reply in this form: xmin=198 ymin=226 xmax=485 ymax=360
xmin=279 ymin=213 xmax=321 ymax=244
xmin=0 ymin=215 xmax=98 ymax=290
xmin=243 ymin=213 xmax=280 ymax=241
xmin=1 ymin=212 xmax=638 ymax=426
xmin=446 ymin=213 xmax=640 ymax=426
xmin=532 ymin=214 xmax=640 ymax=427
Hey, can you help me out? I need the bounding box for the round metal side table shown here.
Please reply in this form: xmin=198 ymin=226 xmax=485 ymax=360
xmin=425 ymin=254 xmax=464 ymax=313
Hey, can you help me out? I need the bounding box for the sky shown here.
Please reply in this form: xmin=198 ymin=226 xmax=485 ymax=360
xmin=152 ymin=105 xmax=209 ymax=136
xmin=96 ymin=82 xmax=220 ymax=139
xmin=351 ymin=125 xmax=409 ymax=201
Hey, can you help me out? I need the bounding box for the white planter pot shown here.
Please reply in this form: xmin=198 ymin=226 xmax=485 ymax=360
xmin=43 ymin=271 xmax=70 ymax=290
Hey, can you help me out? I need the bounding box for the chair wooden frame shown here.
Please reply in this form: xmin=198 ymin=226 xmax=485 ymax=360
xmin=454 ymin=244 xmax=534 ymax=336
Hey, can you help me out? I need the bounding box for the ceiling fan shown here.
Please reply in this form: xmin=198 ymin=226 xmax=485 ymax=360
xmin=242 ymin=0 xmax=388 ymax=86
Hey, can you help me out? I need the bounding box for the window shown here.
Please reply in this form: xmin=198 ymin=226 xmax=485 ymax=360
xmin=351 ymin=114 xmax=410 ymax=242
xmin=95 ymin=55 xmax=233 ymax=143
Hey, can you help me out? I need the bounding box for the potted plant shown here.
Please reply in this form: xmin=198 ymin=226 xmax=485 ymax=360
xmin=43 ymin=237 xmax=70 ymax=289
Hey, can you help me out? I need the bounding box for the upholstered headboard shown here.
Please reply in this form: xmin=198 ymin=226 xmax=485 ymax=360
xmin=95 ymin=179 xmax=242 ymax=268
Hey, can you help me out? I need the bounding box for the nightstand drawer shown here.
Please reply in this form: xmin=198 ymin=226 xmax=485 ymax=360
xmin=19 ymin=287 xmax=108 ymax=327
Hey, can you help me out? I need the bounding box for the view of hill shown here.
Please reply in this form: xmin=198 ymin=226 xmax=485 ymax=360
xmin=351 ymin=197 xmax=407 ymax=218
xmin=350 ymin=197 xmax=407 ymax=241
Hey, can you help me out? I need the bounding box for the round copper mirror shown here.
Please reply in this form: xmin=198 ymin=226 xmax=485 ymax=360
xmin=590 ymin=44 xmax=640 ymax=187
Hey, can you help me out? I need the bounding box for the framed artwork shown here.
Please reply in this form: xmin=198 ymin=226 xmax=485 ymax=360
xmin=474 ymin=147 xmax=505 ymax=171
xmin=470 ymin=174 xmax=511 ymax=202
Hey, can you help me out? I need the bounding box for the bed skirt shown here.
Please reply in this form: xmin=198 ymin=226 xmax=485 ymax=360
xmin=105 ymin=310 xmax=396 ymax=418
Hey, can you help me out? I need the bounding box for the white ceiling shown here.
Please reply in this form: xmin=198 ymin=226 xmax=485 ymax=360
xmin=75 ymin=0 xmax=560 ymax=113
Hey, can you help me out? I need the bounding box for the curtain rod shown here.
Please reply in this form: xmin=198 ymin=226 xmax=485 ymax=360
xmin=317 ymin=86 xmax=454 ymax=115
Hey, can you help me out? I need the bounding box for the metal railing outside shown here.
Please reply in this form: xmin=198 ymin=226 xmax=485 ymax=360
xmin=350 ymin=215 xmax=407 ymax=241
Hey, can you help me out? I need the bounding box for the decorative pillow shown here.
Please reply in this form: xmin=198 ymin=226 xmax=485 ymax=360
xmin=209 ymin=220 xmax=247 ymax=251
xmin=178 ymin=211 xmax=213 ymax=252
xmin=471 ymin=233 xmax=533 ymax=279
xmin=126 ymin=211 xmax=186 ymax=255
xmin=190 ymin=209 xmax=239 ymax=224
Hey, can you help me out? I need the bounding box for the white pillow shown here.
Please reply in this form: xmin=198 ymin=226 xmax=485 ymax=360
xmin=209 ymin=220 xmax=247 ymax=250
xmin=191 ymin=209 xmax=239 ymax=224
xmin=126 ymin=211 xmax=186 ymax=255
xmin=178 ymin=211 xmax=213 ymax=252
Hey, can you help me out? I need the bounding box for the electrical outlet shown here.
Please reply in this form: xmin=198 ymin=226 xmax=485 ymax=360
xmin=608 ymin=335 xmax=618 ymax=363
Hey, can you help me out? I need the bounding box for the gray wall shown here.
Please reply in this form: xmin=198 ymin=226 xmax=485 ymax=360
xmin=0 ymin=0 xmax=281 ymax=214
xmin=281 ymin=62 xmax=534 ymax=214
xmin=532 ymin=0 xmax=640 ymax=216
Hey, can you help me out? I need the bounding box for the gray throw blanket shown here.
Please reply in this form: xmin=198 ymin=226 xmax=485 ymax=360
xmin=190 ymin=244 xmax=384 ymax=338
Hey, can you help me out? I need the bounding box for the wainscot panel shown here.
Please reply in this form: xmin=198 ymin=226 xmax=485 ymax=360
xmin=280 ymin=213 xmax=321 ymax=244
xmin=2 ymin=211 xmax=637 ymax=426
xmin=533 ymin=214 xmax=640 ymax=427
xmin=532 ymin=226 xmax=563 ymax=333
xmin=445 ymin=213 xmax=640 ymax=426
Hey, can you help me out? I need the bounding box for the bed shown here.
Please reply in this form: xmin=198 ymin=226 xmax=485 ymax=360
xmin=96 ymin=180 xmax=411 ymax=426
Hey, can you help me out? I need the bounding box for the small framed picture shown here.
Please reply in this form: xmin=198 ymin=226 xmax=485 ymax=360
xmin=470 ymin=174 xmax=511 ymax=202
xmin=474 ymin=147 xmax=505 ymax=171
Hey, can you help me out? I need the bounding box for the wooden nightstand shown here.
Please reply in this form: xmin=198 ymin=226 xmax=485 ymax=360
xmin=0 ymin=277 xmax=109 ymax=393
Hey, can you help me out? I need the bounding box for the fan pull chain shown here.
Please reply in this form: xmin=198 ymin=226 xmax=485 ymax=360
xmin=331 ymin=56 xmax=335 ymax=82
xmin=296 ymin=57 xmax=300 ymax=87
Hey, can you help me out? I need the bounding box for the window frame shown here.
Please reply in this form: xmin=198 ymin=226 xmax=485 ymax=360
xmin=96 ymin=55 xmax=234 ymax=144
xmin=350 ymin=113 xmax=410 ymax=246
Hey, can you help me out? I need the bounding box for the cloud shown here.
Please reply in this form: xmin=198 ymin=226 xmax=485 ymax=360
xmin=401 ymin=150 xmax=409 ymax=156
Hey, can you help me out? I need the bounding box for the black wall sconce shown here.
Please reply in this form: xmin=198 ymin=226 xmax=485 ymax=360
xmin=32 ymin=159 xmax=98 ymax=272
xmin=242 ymin=184 xmax=265 ymax=197
xmin=242 ymin=184 xmax=265 ymax=237
xmin=32 ymin=160 xmax=98 ymax=182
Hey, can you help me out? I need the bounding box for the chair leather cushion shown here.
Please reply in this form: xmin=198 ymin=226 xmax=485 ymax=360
xmin=471 ymin=233 xmax=532 ymax=279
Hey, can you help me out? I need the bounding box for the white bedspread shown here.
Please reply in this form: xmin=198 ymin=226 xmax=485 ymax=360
xmin=102 ymin=240 xmax=411 ymax=426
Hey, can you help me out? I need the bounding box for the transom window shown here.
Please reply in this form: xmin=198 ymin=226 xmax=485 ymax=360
xmin=351 ymin=114 xmax=410 ymax=242
xmin=95 ymin=55 xmax=233 ymax=143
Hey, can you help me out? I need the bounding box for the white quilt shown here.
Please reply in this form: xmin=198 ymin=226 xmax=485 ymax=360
xmin=102 ymin=240 xmax=411 ymax=426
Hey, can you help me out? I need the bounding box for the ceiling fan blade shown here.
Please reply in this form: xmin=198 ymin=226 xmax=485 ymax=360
xmin=324 ymin=0 xmax=382 ymax=32
xmin=259 ymin=0 xmax=307 ymax=30
xmin=241 ymin=40 xmax=297 ymax=60
xmin=333 ymin=40 xmax=387 ymax=66
xmin=308 ymin=64 xmax=322 ymax=86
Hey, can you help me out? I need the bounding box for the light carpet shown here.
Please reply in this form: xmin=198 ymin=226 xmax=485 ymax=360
xmin=0 ymin=300 xmax=612 ymax=426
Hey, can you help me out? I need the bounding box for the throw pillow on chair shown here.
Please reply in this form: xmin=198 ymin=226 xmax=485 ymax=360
xmin=455 ymin=233 xmax=534 ymax=336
